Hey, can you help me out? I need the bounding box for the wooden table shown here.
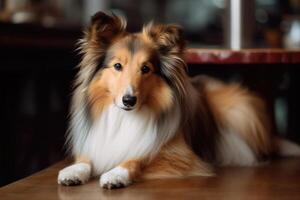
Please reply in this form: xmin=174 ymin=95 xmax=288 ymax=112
xmin=186 ymin=48 xmax=300 ymax=64
xmin=1 ymin=159 xmax=300 ymax=200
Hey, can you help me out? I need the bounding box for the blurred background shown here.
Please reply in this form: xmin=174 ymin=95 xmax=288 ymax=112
xmin=0 ymin=0 xmax=299 ymax=187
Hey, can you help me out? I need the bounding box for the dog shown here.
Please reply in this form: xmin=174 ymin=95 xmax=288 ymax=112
xmin=57 ymin=12 xmax=300 ymax=189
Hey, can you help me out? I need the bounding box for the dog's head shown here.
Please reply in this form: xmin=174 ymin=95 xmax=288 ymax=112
xmin=78 ymin=12 xmax=187 ymax=117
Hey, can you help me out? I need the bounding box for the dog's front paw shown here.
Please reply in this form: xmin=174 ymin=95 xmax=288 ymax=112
xmin=100 ymin=166 xmax=131 ymax=189
xmin=58 ymin=163 xmax=91 ymax=186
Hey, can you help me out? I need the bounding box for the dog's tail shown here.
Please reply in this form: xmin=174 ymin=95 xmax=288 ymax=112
xmin=275 ymin=137 xmax=300 ymax=157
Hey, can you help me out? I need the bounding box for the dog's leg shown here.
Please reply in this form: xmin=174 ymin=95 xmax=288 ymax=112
xmin=100 ymin=159 xmax=142 ymax=189
xmin=99 ymin=135 xmax=213 ymax=189
xmin=141 ymin=134 xmax=214 ymax=180
xmin=58 ymin=156 xmax=91 ymax=186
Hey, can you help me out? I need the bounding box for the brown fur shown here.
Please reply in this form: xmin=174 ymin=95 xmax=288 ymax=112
xmin=87 ymin=75 xmax=113 ymax=119
xmin=208 ymin=84 xmax=272 ymax=155
xmin=75 ymin=156 xmax=91 ymax=165
xmin=116 ymin=134 xmax=214 ymax=182
xmin=120 ymin=159 xmax=143 ymax=180
xmin=192 ymin=76 xmax=272 ymax=156
xmin=141 ymin=133 xmax=214 ymax=180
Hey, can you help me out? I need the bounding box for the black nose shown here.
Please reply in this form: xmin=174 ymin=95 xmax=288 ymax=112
xmin=122 ymin=95 xmax=137 ymax=107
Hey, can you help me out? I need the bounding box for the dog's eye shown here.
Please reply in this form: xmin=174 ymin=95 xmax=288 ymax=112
xmin=114 ymin=63 xmax=122 ymax=71
xmin=141 ymin=65 xmax=151 ymax=74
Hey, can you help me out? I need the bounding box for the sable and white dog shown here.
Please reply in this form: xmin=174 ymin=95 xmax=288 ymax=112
xmin=58 ymin=12 xmax=300 ymax=189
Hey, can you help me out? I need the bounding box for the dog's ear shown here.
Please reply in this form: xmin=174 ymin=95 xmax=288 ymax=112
xmin=143 ymin=23 xmax=187 ymax=108
xmin=87 ymin=11 xmax=126 ymax=47
xmin=77 ymin=12 xmax=126 ymax=83
xmin=143 ymin=23 xmax=185 ymax=55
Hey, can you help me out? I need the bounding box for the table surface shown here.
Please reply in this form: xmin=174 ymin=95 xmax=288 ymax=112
xmin=186 ymin=48 xmax=300 ymax=64
xmin=1 ymin=159 xmax=300 ymax=200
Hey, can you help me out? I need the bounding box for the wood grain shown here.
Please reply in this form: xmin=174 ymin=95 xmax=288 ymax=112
xmin=1 ymin=159 xmax=300 ymax=200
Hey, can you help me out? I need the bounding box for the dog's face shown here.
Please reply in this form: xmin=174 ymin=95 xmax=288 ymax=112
xmin=80 ymin=12 xmax=187 ymax=118
xmin=96 ymin=34 xmax=168 ymax=112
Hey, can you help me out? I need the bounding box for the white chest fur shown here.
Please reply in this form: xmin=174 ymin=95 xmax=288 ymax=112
xmin=81 ymin=104 xmax=179 ymax=175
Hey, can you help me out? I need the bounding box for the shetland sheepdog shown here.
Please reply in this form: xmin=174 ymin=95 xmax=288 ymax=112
xmin=58 ymin=12 xmax=300 ymax=189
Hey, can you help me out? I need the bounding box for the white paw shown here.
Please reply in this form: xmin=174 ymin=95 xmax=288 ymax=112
xmin=58 ymin=163 xmax=91 ymax=186
xmin=100 ymin=166 xmax=131 ymax=189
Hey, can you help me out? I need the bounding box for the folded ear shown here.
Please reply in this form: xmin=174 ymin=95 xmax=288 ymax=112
xmin=87 ymin=11 xmax=127 ymax=47
xmin=143 ymin=23 xmax=185 ymax=55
